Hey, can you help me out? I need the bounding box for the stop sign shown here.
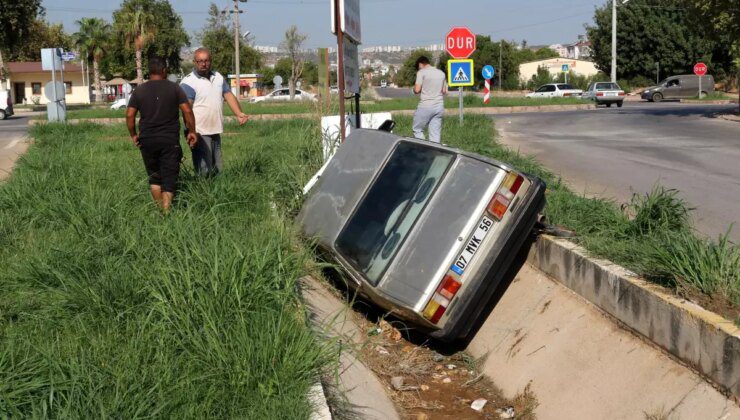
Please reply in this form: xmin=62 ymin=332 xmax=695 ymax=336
xmin=446 ymin=27 xmax=476 ymax=59
xmin=693 ymin=62 xmax=707 ymax=76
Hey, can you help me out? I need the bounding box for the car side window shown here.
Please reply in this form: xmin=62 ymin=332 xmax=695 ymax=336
xmin=546 ymin=85 xmax=556 ymax=92
xmin=536 ymin=86 xmax=548 ymax=93
xmin=667 ymin=79 xmax=680 ymax=87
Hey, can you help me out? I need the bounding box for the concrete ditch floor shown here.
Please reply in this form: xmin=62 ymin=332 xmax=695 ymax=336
xmin=468 ymin=264 xmax=740 ymax=420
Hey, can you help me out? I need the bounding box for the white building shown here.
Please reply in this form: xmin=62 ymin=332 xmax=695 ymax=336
xmin=566 ymin=35 xmax=591 ymax=60
xmin=255 ymin=45 xmax=279 ymax=53
xmin=518 ymin=58 xmax=599 ymax=84
xmin=548 ymin=44 xmax=568 ymax=58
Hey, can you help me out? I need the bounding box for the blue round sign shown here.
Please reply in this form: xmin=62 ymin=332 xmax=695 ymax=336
xmin=482 ymin=65 xmax=495 ymax=80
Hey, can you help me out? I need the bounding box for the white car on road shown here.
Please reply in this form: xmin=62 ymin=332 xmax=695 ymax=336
xmin=526 ymin=83 xmax=583 ymax=98
xmin=250 ymin=88 xmax=317 ymax=103
xmin=582 ymin=82 xmax=625 ymax=107
xmin=0 ymin=90 xmax=14 ymax=120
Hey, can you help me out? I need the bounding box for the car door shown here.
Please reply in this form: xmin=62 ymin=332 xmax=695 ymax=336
xmin=679 ymin=77 xmax=698 ymax=97
xmin=544 ymin=85 xmax=557 ymax=97
xmin=662 ymin=78 xmax=681 ymax=99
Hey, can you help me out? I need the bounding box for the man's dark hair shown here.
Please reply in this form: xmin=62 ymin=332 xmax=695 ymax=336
xmin=415 ymin=56 xmax=430 ymax=69
xmin=148 ymin=57 xmax=167 ymax=76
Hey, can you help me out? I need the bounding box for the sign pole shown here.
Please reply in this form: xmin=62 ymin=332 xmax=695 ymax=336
xmin=458 ymin=87 xmax=463 ymax=123
xmin=334 ymin=0 xmax=346 ymax=142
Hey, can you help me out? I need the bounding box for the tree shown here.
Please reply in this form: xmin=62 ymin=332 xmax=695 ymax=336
xmin=4 ymin=19 xmax=72 ymax=61
xmin=586 ymin=0 xmax=732 ymax=82
xmin=110 ymin=0 xmax=188 ymax=81
xmin=0 ymin=0 xmax=43 ymax=82
xmin=395 ymin=49 xmax=432 ymax=87
xmin=198 ymin=3 xmax=262 ymax=77
xmin=281 ymin=25 xmax=307 ymax=99
xmin=73 ymin=18 xmax=111 ymax=103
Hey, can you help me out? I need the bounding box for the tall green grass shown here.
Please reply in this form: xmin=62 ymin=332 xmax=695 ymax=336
xmin=392 ymin=115 xmax=739 ymax=316
xmin=0 ymin=120 xmax=331 ymax=417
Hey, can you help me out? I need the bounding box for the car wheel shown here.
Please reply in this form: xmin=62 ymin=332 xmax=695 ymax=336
xmin=0 ymin=109 xmax=6 ymax=120
xmin=606 ymin=103 xmax=612 ymax=108
xmin=617 ymin=101 xmax=623 ymax=108
xmin=652 ymin=92 xmax=663 ymax=102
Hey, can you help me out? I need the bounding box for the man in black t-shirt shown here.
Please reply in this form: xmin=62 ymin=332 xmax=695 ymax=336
xmin=126 ymin=57 xmax=197 ymax=211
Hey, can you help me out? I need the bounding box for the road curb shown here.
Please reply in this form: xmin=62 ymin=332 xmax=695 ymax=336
xmin=299 ymin=276 xmax=401 ymax=420
xmin=528 ymin=235 xmax=740 ymax=398
xmin=680 ymin=99 xmax=739 ymax=104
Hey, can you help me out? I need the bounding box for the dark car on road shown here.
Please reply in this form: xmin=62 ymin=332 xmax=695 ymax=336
xmin=641 ymin=74 xmax=714 ymax=102
xmin=299 ymin=129 xmax=545 ymax=342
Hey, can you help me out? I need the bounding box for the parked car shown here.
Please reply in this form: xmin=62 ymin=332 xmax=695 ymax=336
xmin=250 ymin=88 xmax=317 ymax=103
xmin=526 ymin=83 xmax=583 ymax=98
xmin=110 ymin=97 xmax=129 ymax=110
xmin=582 ymin=82 xmax=625 ymax=107
xmin=380 ymin=80 xmax=387 ymax=88
xmin=0 ymin=90 xmax=14 ymax=120
xmin=641 ymin=74 xmax=714 ymax=102
xmin=299 ymin=128 xmax=546 ymax=342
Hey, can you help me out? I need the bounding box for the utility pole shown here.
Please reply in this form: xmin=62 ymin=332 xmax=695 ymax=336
xmin=223 ymin=0 xmax=247 ymax=98
xmin=498 ymin=40 xmax=502 ymax=89
xmin=334 ymin=0 xmax=346 ymax=142
xmin=611 ymin=0 xmax=629 ymax=83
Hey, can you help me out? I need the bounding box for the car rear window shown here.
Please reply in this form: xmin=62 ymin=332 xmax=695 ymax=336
xmin=336 ymin=142 xmax=454 ymax=285
xmin=557 ymin=84 xmax=574 ymax=90
xmin=595 ymin=83 xmax=620 ymax=90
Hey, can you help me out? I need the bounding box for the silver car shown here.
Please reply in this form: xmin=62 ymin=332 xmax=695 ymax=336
xmin=583 ymin=82 xmax=625 ymax=107
xmin=299 ymin=129 xmax=545 ymax=341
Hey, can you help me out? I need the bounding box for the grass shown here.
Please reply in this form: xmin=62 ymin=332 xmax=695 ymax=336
xmin=35 ymin=95 xmax=588 ymax=120
xmin=689 ymin=91 xmax=737 ymax=101
xmin=390 ymin=115 xmax=739 ymax=320
xmin=0 ymin=120 xmax=333 ymax=416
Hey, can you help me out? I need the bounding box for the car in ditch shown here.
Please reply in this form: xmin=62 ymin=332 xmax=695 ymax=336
xmin=582 ymin=82 xmax=625 ymax=107
xmin=298 ymin=128 xmax=546 ymax=342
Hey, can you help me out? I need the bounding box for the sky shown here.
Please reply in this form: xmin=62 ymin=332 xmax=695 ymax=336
xmin=42 ymin=0 xmax=603 ymax=49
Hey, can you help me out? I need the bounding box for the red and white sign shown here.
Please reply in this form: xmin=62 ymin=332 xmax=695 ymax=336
xmin=693 ymin=62 xmax=707 ymax=76
xmin=446 ymin=27 xmax=476 ymax=59
xmin=484 ymin=79 xmax=491 ymax=104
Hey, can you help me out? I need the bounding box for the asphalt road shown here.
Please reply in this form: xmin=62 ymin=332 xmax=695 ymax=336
xmin=0 ymin=114 xmax=31 ymax=181
xmin=496 ymin=102 xmax=740 ymax=240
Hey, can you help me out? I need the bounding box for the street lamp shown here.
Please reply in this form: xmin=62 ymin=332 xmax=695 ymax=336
xmin=611 ymin=0 xmax=629 ymax=83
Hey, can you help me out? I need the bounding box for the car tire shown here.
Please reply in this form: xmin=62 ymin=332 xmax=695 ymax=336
xmin=606 ymin=103 xmax=612 ymax=108
xmin=617 ymin=101 xmax=623 ymax=108
xmin=652 ymin=92 xmax=663 ymax=102
xmin=0 ymin=109 xmax=6 ymax=120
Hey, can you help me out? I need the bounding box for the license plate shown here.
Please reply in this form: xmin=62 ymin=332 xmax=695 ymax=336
xmin=606 ymin=92 xmax=616 ymax=96
xmin=451 ymin=216 xmax=494 ymax=276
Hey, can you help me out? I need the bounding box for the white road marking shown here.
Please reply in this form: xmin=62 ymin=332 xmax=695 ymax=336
xmin=3 ymin=138 xmax=21 ymax=149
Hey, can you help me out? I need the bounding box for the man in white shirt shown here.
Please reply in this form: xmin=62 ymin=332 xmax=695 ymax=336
xmin=413 ymin=56 xmax=447 ymax=143
xmin=181 ymin=48 xmax=249 ymax=176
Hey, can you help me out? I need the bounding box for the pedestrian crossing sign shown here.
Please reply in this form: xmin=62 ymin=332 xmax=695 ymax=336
xmin=447 ymin=59 xmax=474 ymax=87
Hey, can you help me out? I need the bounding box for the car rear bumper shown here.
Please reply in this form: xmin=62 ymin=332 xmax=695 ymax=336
xmin=595 ymin=97 xmax=623 ymax=103
xmin=429 ymin=177 xmax=547 ymax=342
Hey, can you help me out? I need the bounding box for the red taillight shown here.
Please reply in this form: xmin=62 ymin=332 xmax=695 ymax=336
xmin=563 ymin=93 xmax=571 ymax=97
xmin=487 ymin=172 xmax=524 ymax=220
xmin=618 ymin=91 xmax=625 ymax=96
xmin=423 ymin=275 xmax=462 ymax=324
xmin=596 ymin=92 xmax=604 ymax=97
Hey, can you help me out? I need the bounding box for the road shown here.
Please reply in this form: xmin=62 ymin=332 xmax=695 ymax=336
xmin=496 ymin=102 xmax=740 ymax=240
xmin=0 ymin=115 xmax=31 ymax=181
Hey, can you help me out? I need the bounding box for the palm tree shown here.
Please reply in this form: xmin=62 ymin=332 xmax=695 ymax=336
xmin=73 ymin=18 xmax=111 ymax=103
xmin=115 ymin=0 xmax=157 ymax=82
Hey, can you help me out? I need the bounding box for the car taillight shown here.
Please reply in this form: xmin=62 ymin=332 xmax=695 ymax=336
xmin=422 ymin=275 xmax=462 ymax=323
xmin=487 ymin=172 xmax=523 ymax=220
xmin=618 ymin=91 xmax=625 ymax=96
xmin=596 ymin=92 xmax=604 ymax=97
xmin=563 ymin=93 xmax=571 ymax=97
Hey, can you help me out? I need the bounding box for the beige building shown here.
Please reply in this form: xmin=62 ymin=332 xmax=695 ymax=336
xmin=4 ymin=62 xmax=90 ymax=105
xmin=519 ymin=58 xmax=599 ymax=84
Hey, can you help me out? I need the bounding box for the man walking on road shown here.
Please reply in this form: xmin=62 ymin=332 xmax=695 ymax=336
xmin=412 ymin=56 xmax=447 ymax=143
xmin=180 ymin=48 xmax=249 ymax=177
xmin=127 ymin=57 xmax=197 ymax=212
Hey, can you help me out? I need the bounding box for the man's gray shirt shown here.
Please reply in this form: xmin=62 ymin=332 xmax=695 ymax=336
xmin=415 ymin=66 xmax=447 ymax=108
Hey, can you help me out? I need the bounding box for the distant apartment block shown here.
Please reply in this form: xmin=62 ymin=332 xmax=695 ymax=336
xmin=255 ymin=45 xmax=279 ymax=53
xmin=549 ymin=35 xmax=592 ymax=60
xmin=549 ymin=44 xmax=568 ymax=58
xmin=361 ymin=45 xmax=402 ymax=53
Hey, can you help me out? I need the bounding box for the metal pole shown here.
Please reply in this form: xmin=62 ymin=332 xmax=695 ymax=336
xmin=656 ymin=62 xmax=659 ymax=84
xmin=233 ymin=0 xmax=241 ymax=99
xmin=611 ymin=0 xmax=617 ymax=82
xmin=498 ymin=41 xmax=502 ymax=89
xmin=699 ymin=76 xmax=702 ymax=99
xmin=334 ymin=0 xmax=346 ymax=142
xmin=355 ymin=91 xmax=360 ymax=128
xmin=50 ymin=51 xmax=57 ymax=122
xmin=458 ymin=87 xmax=463 ymax=123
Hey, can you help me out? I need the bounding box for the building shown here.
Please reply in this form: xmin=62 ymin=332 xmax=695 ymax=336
xmin=226 ymin=73 xmax=265 ymax=98
xmin=518 ymin=58 xmax=599 ymax=84
xmin=566 ymin=35 xmax=592 ymax=60
xmin=3 ymin=61 xmax=90 ymax=105
xmin=548 ymin=44 xmax=568 ymax=58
